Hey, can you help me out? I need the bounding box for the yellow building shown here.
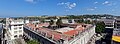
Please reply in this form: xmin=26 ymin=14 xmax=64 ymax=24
xmin=112 ymin=36 xmax=120 ymax=42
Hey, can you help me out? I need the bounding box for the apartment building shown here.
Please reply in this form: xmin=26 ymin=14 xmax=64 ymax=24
xmin=112 ymin=18 xmax=120 ymax=43
xmin=115 ymin=18 xmax=120 ymax=28
xmin=0 ymin=23 xmax=3 ymax=44
xmin=6 ymin=18 xmax=24 ymax=40
xmin=98 ymin=18 xmax=115 ymax=29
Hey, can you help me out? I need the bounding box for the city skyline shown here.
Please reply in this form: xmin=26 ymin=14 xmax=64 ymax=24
xmin=0 ymin=0 xmax=120 ymax=17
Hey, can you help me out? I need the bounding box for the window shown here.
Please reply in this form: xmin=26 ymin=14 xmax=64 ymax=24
xmin=19 ymin=27 xmax=22 ymax=29
xmin=19 ymin=30 xmax=22 ymax=33
xmin=14 ymin=31 xmax=17 ymax=33
xmin=14 ymin=28 xmax=17 ymax=30
xmin=68 ymin=20 xmax=72 ymax=23
xmin=14 ymin=25 xmax=17 ymax=26
xmin=105 ymin=25 xmax=113 ymax=27
xmin=14 ymin=35 xmax=17 ymax=38
xmin=19 ymin=34 xmax=22 ymax=37
xmin=14 ymin=24 xmax=22 ymax=26
xmin=18 ymin=24 xmax=22 ymax=26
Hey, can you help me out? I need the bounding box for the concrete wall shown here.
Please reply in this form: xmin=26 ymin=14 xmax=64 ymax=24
xmin=24 ymin=27 xmax=55 ymax=44
xmin=68 ymin=26 xmax=95 ymax=44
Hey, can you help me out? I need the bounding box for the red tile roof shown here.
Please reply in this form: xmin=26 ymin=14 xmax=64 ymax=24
xmin=64 ymin=30 xmax=78 ymax=37
xmin=26 ymin=23 xmax=90 ymax=41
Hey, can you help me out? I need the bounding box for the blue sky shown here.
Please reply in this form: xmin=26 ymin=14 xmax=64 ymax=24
xmin=0 ymin=0 xmax=120 ymax=17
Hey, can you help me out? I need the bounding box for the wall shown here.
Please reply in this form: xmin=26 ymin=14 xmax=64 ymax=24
xmin=24 ymin=27 xmax=55 ymax=44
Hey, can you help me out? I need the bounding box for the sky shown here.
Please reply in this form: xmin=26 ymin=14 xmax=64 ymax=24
xmin=0 ymin=0 xmax=120 ymax=17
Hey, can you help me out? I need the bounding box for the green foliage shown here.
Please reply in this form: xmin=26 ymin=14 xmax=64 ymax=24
xmin=84 ymin=20 xmax=92 ymax=24
xmin=56 ymin=18 xmax=62 ymax=26
xmin=27 ymin=39 xmax=39 ymax=44
xmin=45 ymin=16 xmax=57 ymax=19
xmin=49 ymin=20 xmax=54 ymax=25
xmin=67 ymin=15 xmax=83 ymax=19
xmin=74 ymin=19 xmax=84 ymax=23
xmin=0 ymin=19 xmax=6 ymax=24
xmin=95 ymin=22 xmax=105 ymax=33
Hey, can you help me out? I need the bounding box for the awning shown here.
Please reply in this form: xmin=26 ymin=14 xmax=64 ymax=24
xmin=112 ymin=36 xmax=120 ymax=42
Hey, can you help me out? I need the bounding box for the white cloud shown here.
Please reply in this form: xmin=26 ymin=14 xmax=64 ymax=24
xmin=102 ymin=1 xmax=116 ymax=6
xmin=94 ymin=1 xmax=98 ymax=4
xmin=68 ymin=3 xmax=76 ymax=9
xmin=87 ymin=8 xmax=95 ymax=11
xmin=94 ymin=7 xmax=97 ymax=8
xmin=25 ymin=0 xmax=39 ymax=3
xmin=112 ymin=9 xmax=115 ymax=12
xmin=57 ymin=2 xmax=77 ymax=9
xmin=87 ymin=7 xmax=97 ymax=11
xmin=102 ymin=1 xmax=109 ymax=5
xmin=57 ymin=2 xmax=65 ymax=5
xmin=25 ymin=0 xmax=34 ymax=3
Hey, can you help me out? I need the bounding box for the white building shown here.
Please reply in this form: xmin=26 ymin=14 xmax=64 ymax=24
xmin=66 ymin=25 xmax=96 ymax=44
xmin=24 ymin=20 xmax=29 ymax=24
xmin=98 ymin=18 xmax=115 ymax=29
xmin=6 ymin=18 xmax=24 ymax=40
xmin=62 ymin=19 xmax=75 ymax=24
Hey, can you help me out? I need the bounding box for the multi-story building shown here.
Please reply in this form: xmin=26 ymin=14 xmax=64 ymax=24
xmin=61 ymin=19 xmax=75 ymax=24
xmin=112 ymin=18 xmax=120 ymax=44
xmin=0 ymin=23 xmax=3 ymax=44
xmin=6 ymin=18 xmax=24 ymax=40
xmin=98 ymin=18 xmax=115 ymax=29
xmin=104 ymin=19 xmax=115 ymax=29
xmin=24 ymin=22 xmax=95 ymax=44
xmin=115 ymin=18 xmax=120 ymax=28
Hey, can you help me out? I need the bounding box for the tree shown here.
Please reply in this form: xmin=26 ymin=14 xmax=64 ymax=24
xmin=48 ymin=20 xmax=54 ymax=27
xmin=56 ymin=18 xmax=62 ymax=28
xmin=84 ymin=20 xmax=92 ymax=24
xmin=74 ymin=19 xmax=84 ymax=23
xmin=49 ymin=20 xmax=54 ymax=25
xmin=0 ymin=19 xmax=6 ymax=24
xmin=95 ymin=22 xmax=105 ymax=33
xmin=27 ymin=39 xmax=40 ymax=44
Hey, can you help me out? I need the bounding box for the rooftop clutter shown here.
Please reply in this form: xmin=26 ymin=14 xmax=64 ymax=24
xmin=25 ymin=22 xmax=93 ymax=42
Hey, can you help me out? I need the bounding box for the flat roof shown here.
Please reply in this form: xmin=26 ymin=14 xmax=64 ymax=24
xmin=25 ymin=23 xmax=93 ymax=41
xmin=55 ymin=27 xmax=74 ymax=33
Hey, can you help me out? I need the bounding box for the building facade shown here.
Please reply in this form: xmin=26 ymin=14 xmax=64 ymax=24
xmin=112 ymin=18 xmax=120 ymax=44
xmin=0 ymin=23 xmax=3 ymax=44
xmin=6 ymin=18 xmax=24 ymax=40
xmin=24 ymin=22 xmax=96 ymax=44
xmin=61 ymin=19 xmax=75 ymax=24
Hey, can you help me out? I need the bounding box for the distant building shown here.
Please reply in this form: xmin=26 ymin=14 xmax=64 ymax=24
xmin=104 ymin=19 xmax=115 ymax=29
xmin=31 ymin=20 xmax=40 ymax=24
xmin=61 ymin=19 xmax=75 ymax=24
xmin=0 ymin=23 xmax=3 ymax=44
xmin=115 ymin=18 xmax=120 ymax=28
xmin=24 ymin=20 xmax=29 ymax=24
xmin=112 ymin=18 xmax=120 ymax=43
xmin=98 ymin=18 xmax=115 ymax=29
xmin=6 ymin=18 xmax=24 ymax=40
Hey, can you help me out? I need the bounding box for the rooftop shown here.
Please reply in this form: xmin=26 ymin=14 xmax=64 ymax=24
xmin=55 ymin=27 xmax=74 ymax=33
xmin=25 ymin=23 xmax=93 ymax=43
